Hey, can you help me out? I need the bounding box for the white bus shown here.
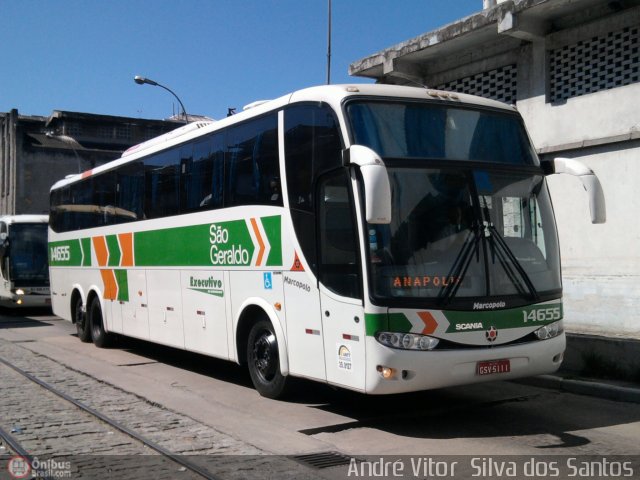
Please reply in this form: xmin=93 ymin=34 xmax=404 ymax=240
xmin=0 ymin=215 xmax=50 ymax=308
xmin=48 ymin=85 xmax=605 ymax=398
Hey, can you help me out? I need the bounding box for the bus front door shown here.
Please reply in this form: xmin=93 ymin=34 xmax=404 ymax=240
xmin=318 ymin=170 xmax=366 ymax=391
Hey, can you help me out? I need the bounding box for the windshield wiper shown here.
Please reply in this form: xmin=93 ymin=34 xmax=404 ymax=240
xmin=487 ymin=224 xmax=540 ymax=301
xmin=438 ymin=225 xmax=481 ymax=307
xmin=475 ymin=193 xmax=539 ymax=302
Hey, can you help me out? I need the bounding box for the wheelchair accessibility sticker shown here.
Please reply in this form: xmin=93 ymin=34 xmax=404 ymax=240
xmin=263 ymin=272 xmax=273 ymax=290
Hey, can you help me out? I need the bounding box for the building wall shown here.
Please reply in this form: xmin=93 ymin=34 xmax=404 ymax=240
xmin=546 ymin=143 xmax=640 ymax=336
xmin=514 ymin=9 xmax=640 ymax=336
xmin=0 ymin=110 xmax=180 ymax=217
xmin=0 ymin=110 xmax=18 ymax=214
xmin=16 ymin=147 xmax=99 ymax=215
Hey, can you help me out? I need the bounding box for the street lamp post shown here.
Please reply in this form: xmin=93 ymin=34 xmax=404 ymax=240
xmin=134 ymin=75 xmax=189 ymax=123
xmin=45 ymin=132 xmax=84 ymax=173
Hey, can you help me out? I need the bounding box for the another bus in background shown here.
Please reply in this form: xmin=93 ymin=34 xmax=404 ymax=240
xmin=0 ymin=215 xmax=50 ymax=307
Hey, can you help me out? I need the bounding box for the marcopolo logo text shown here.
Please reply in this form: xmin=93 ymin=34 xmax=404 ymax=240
xmin=473 ymin=301 xmax=506 ymax=310
xmin=283 ymin=275 xmax=311 ymax=292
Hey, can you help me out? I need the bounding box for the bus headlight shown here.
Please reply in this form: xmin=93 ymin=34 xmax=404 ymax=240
xmin=15 ymin=289 xmax=25 ymax=296
xmin=376 ymin=332 xmax=439 ymax=351
xmin=534 ymin=320 xmax=564 ymax=340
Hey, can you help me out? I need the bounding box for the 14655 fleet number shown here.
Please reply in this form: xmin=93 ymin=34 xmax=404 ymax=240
xmin=522 ymin=307 xmax=561 ymax=323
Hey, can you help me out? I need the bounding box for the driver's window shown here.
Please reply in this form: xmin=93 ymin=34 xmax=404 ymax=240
xmin=317 ymin=170 xmax=361 ymax=299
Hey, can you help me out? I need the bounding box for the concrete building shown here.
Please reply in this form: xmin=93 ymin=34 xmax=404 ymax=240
xmin=350 ymin=0 xmax=640 ymax=337
xmin=0 ymin=110 xmax=181 ymax=216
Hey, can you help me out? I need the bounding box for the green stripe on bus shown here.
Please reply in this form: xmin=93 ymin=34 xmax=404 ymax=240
xmin=106 ymin=235 xmax=121 ymax=267
xmin=365 ymin=303 xmax=563 ymax=336
xmin=365 ymin=312 xmax=412 ymax=336
xmin=443 ymin=303 xmax=563 ymax=333
xmin=134 ymin=224 xmax=214 ymax=266
xmin=49 ymin=240 xmax=83 ymax=267
xmin=133 ymin=217 xmax=283 ymax=268
xmin=114 ymin=269 xmax=129 ymax=302
xmin=261 ymin=215 xmax=282 ymax=267
xmin=80 ymin=237 xmax=92 ymax=266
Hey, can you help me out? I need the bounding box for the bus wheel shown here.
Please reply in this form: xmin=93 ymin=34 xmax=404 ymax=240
xmin=74 ymin=296 xmax=91 ymax=343
xmin=247 ymin=319 xmax=288 ymax=399
xmin=89 ymin=297 xmax=113 ymax=348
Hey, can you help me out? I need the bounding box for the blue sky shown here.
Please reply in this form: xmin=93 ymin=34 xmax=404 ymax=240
xmin=2 ymin=0 xmax=481 ymax=120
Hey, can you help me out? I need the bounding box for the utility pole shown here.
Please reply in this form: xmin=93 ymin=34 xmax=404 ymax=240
xmin=327 ymin=0 xmax=332 ymax=85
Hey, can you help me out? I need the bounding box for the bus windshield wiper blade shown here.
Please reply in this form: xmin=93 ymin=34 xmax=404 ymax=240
xmin=488 ymin=225 xmax=540 ymax=301
xmin=438 ymin=226 xmax=481 ymax=306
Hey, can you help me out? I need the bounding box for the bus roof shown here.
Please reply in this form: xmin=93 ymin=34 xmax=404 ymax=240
xmin=50 ymin=84 xmax=516 ymax=192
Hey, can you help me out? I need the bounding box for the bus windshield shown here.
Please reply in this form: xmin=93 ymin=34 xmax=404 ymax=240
xmin=7 ymin=223 xmax=49 ymax=287
xmin=367 ymin=168 xmax=561 ymax=307
xmin=346 ymin=100 xmax=538 ymax=165
xmin=346 ymin=100 xmax=560 ymax=308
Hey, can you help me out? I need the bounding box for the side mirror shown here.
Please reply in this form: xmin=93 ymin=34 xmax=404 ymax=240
xmin=548 ymin=157 xmax=606 ymax=224
xmin=345 ymin=145 xmax=392 ymax=224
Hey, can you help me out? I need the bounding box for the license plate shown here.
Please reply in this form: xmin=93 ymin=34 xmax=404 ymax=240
xmin=476 ymin=359 xmax=511 ymax=376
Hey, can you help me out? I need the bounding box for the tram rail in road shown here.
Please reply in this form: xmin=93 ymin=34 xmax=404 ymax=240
xmin=0 ymin=355 xmax=220 ymax=480
xmin=0 ymin=336 xmax=334 ymax=480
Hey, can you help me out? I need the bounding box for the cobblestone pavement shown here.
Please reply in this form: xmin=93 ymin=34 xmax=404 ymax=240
xmin=0 ymin=338 xmax=327 ymax=479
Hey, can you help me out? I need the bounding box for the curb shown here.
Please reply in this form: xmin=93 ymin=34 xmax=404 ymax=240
xmin=515 ymin=374 xmax=640 ymax=404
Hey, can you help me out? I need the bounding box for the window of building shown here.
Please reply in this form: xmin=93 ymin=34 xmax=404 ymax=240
xmin=549 ymin=25 xmax=640 ymax=103
xmin=436 ymin=64 xmax=518 ymax=105
xmin=116 ymin=125 xmax=131 ymax=140
xmin=97 ymin=126 xmax=113 ymax=139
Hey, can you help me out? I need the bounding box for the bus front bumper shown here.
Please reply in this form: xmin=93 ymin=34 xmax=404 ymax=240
xmin=0 ymin=292 xmax=51 ymax=308
xmin=364 ymin=334 xmax=565 ymax=395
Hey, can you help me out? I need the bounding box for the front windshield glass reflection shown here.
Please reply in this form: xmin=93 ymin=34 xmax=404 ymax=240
xmin=367 ymin=168 xmax=561 ymax=306
xmin=8 ymin=223 xmax=49 ymax=286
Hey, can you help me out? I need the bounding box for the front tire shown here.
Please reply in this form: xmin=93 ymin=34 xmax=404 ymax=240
xmin=89 ymin=297 xmax=113 ymax=348
xmin=247 ymin=319 xmax=288 ymax=399
xmin=74 ymin=296 xmax=91 ymax=343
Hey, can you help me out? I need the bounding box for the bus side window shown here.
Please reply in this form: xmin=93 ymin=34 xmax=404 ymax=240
xmin=50 ymin=187 xmax=72 ymax=232
xmin=225 ymin=113 xmax=281 ymax=208
xmin=317 ymin=170 xmax=361 ymax=299
xmin=144 ymin=147 xmax=181 ymax=219
xmin=182 ymin=133 xmax=224 ymax=212
xmin=116 ymin=161 xmax=145 ymax=222
xmin=93 ymin=170 xmax=116 ymax=225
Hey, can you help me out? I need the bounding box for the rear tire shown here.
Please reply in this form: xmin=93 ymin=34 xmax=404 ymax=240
xmin=74 ymin=296 xmax=91 ymax=343
xmin=89 ymin=296 xmax=113 ymax=348
xmin=247 ymin=319 xmax=288 ymax=399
